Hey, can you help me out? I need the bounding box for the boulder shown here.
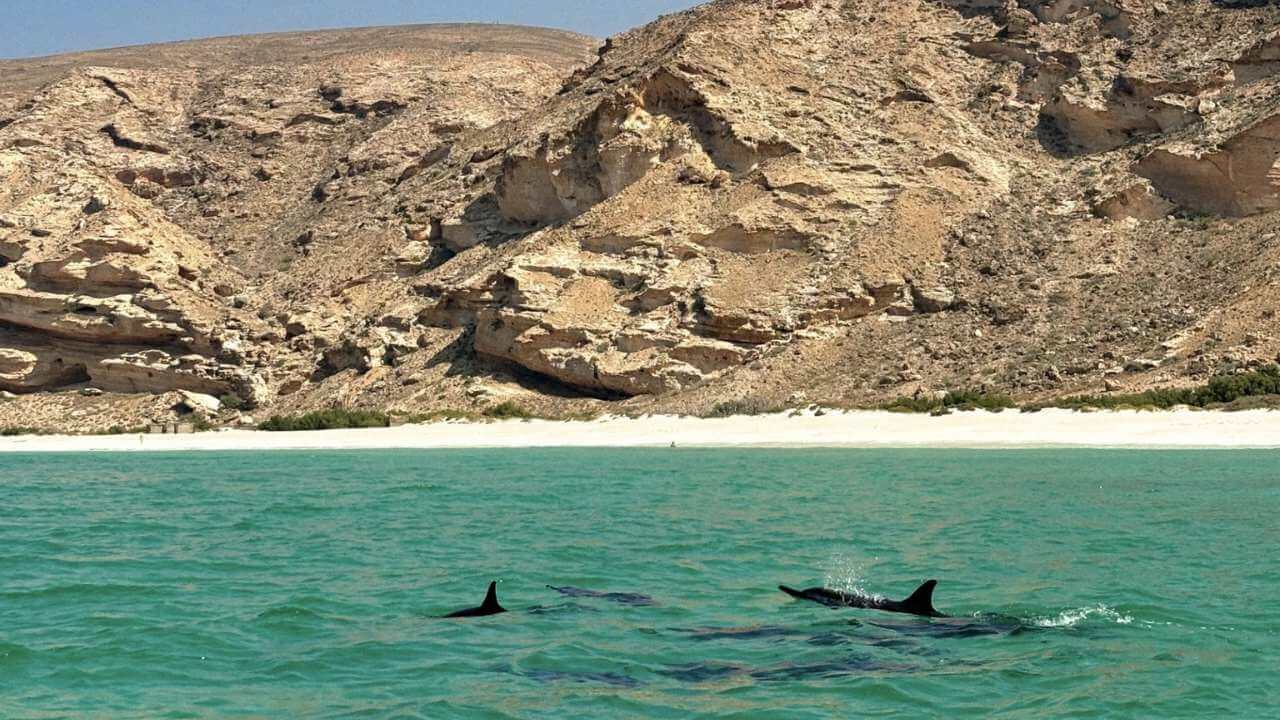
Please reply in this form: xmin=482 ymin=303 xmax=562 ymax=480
xmin=322 ymin=337 xmax=381 ymax=374
xmin=911 ymin=286 xmax=957 ymax=314
xmin=177 ymin=390 xmax=221 ymax=414
xmin=1091 ymin=181 xmax=1176 ymax=221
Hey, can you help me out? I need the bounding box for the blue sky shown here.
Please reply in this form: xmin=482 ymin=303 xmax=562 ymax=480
xmin=0 ymin=0 xmax=705 ymax=59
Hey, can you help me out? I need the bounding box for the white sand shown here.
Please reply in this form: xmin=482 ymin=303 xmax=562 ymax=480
xmin=1 ymin=408 xmax=1278 ymax=452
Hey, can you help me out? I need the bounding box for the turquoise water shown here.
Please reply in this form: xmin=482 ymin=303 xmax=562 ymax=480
xmin=2 ymin=449 xmax=1277 ymax=718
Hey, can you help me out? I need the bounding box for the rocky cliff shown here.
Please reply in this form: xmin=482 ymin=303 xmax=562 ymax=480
xmin=3 ymin=4 xmax=1280 ymax=431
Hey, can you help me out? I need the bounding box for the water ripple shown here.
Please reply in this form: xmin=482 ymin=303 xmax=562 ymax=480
xmin=0 ymin=448 xmax=1275 ymax=718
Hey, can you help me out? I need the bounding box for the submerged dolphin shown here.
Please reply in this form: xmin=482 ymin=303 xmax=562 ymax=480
xmin=546 ymin=585 xmax=655 ymax=606
xmin=442 ymin=581 xmax=506 ymax=618
xmin=660 ymin=655 xmax=916 ymax=683
xmin=778 ymin=579 xmax=946 ymax=618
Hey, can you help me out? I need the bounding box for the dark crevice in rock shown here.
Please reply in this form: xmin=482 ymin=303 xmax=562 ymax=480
xmin=189 ymin=116 xmax=229 ymax=140
xmin=330 ymin=99 xmax=406 ymax=119
xmin=91 ymin=75 xmax=134 ymax=105
xmin=0 ymin=326 xmax=91 ymax=393
xmin=101 ymin=124 xmax=170 ymax=154
xmin=473 ymin=351 xmax=631 ymax=401
xmin=0 ymin=364 xmax=92 ymax=394
xmin=0 ymin=242 xmax=21 ymax=265
xmin=397 ymin=143 xmax=453 ymax=184
xmin=114 ymin=167 xmax=198 ymax=188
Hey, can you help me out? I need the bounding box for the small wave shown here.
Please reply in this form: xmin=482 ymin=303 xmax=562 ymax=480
xmin=521 ymin=668 xmax=641 ymax=689
xmin=525 ymin=602 xmax=599 ymax=616
xmin=0 ymin=583 xmax=153 ymax=601
xmin=495 ymin=663 xmax=641 ymax=689
xmin=256 ymin=605 xmax=325 ymax=622
xmin=0 ymin=642 xmax=34 ymax=665
xmin=388 ymin=483 xmax=441 ymax=494
xmin=1032 ymin=605 xmax=1133 ymax=628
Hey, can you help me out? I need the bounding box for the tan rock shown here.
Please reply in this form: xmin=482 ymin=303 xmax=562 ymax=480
xmin=2 ymin=4 xmax=1280 ymax=430
xmin=1137 ymin=114 xmax=1280 ymax=217
xmin=177 ymin=390 xmax=221 ymax=414
xmin=1091 ymin=181 xmax=1176 ymax=221
xmin=911 ymin=286 xmax=958 ymax=314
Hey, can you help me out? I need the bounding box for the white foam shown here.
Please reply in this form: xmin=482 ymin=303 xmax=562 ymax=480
xmin=1034 ymin=605 xmax=1134 ymax=628
xmin=822 ymin=552 xmax=884 ymax=601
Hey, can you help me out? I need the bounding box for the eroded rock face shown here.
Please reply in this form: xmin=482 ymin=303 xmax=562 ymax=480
xmin=496 ymin=71 xmax=792 ymax=227
xmin=1041 ymin=76 xmax=1211 ymax=155
xmin=0 ymin=107 xmax=256 ymax=399
xmin=376 ymin=0 xmax=1280 ymax=403
xmin=1137 ymin=115 xmax=1280 ymax=217
xmin=1091 ymin=180 xmax=1176 ymax=221
xmin=402 ymin=2 xmax=1028 ymax=396
xmin=1234 ymin=31 xmax=1280 ymax=84
xmin=5 ymin=5 xmax=1280 ymax=429
xmin=0 ymin=25 xmax=594 ymax=426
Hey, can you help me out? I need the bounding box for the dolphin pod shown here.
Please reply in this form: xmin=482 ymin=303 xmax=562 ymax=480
xmin=442 ymin=579 xmax=947 ymax=619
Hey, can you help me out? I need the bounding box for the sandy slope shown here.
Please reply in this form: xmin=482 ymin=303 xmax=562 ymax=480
xmin=2 ymin=409 xmax=1279 ymax=453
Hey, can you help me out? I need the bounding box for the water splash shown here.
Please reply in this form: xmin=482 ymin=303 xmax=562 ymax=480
xmin=1032 ymin=605 xmax=1134 ymax=628
xmin=823 ymin=552 xmax=883 ymax=600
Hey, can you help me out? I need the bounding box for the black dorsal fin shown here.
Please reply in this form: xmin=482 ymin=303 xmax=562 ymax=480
xmin=900 ymin=580 xmax=940 ymax=616
xmin=482 ymin=581 xmax=502 ymax=611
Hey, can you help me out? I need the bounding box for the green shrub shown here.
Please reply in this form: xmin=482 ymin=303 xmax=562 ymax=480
xmin=883 ymin=396 xmax=940 ymax=413
xmin=703 ymin=398 xmax=783 ymax=418
xmin=218 ymin=393 xmax=246 ymax=411
xmin=884 ymin=389 xmax=1016 ymax=413
xmin=483 ymin=402 xmax=535 ymax=420
xmin=1 ymin=427 xmax=42 ymax=437
xmin=1200 ymin=365 xmax=1280 ymax=405
xmin=259 ymin=408 xmax=390 ymax=432
xmin=944 ymin=389 xmax=1016 ymax=411
xmin=400 ymin=409 xmax=481 ymax=424
xmin=96 ymin=425 xmax=149 ymax=436
xmin=1031 ymin=365 xmax=1280 ymax=412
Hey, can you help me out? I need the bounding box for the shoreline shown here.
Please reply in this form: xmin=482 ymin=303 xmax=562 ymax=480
xmin=2 ymin=408 xmax=1280 ymax=453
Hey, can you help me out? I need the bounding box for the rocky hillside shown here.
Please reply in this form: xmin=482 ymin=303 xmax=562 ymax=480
xmin=4 ymin=3 xmax=1280 ymax=432
xmin=0 ymin=25 xmax=595 ymax=429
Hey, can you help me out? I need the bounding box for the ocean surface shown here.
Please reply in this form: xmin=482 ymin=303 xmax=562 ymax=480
xmin=2 ymin=449 xmax=1277 ymax=718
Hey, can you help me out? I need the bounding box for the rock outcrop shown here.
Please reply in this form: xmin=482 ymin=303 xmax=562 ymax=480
xmin=4 ymin=5 xmax=1280 ymax=431
xmin=0 ymin=25 xmax=595 ymax=428
xmin=395 ymin=0 xmax=1280 ymax=410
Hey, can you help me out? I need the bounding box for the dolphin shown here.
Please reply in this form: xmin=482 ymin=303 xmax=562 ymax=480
xmin=778 ymin=579 xmax=946 ymax=618
xmin=659 ymin=655 xmax=916 ymax=684
xmin=442 ymin=581 xmax=506 ymax=618
xmin=517 ymin=668 xmax=641 ymax=689
xmin=546 ymin=585 xmax=655 ymax=606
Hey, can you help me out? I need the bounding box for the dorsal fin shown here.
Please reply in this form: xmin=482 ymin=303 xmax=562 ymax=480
xmin=900 ymin=580 xmax=940 ymax=616
xmin=481 ymin=581 xmax=502 ymax=611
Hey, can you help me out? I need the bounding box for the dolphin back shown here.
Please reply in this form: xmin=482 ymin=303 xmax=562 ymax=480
xmin=779 ymin=579 xmax=946 ymax=617
xmin=897 ymin=579 xmax=944 ymax=618
xmin=442 ymin=581 xmax=506 ymax=618
xmin=481 ymin=581 xmax=503 ymax=613
xmin=778 ymin=585 xmax=807 ymax=599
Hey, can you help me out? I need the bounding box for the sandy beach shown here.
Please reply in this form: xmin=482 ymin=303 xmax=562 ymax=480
xmin=2 ymin=408 xmax=1279 ymax=452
